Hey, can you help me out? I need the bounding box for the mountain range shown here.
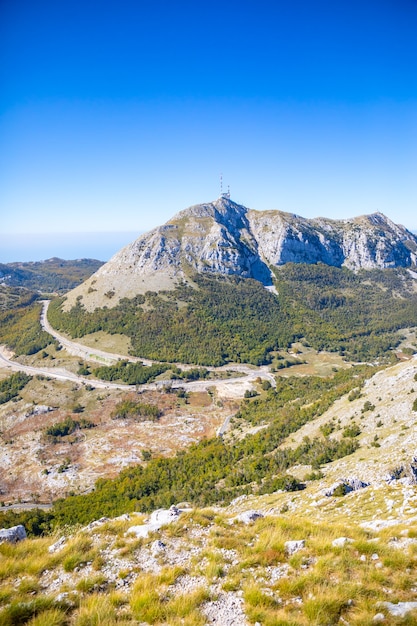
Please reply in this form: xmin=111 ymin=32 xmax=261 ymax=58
xmin=65 ymin=197 xmax=417 ymax=310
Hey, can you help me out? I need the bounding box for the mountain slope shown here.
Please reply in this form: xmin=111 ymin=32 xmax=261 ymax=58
xmin=46 ymin=198 xmax=417 ymax=365
xmin=65 ymin=197 xmax=417 ymax=311
xmin=0 ymin=258 xmax=103 ymax=293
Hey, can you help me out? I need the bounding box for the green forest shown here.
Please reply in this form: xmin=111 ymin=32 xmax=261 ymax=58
xmin=0 ymin=372 xmax=32 ymax=405
xmin=0 ymin=300 xmax=57 ymax=356
xmin=0 ymin=258 xmax=103 ymax=293
xmin=48 ymin=266 xmax=417 ymax=366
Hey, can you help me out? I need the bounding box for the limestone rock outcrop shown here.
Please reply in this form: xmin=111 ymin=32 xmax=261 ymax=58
xmin=0 ymin=524 xmax=27 ymax=544
xmin=66 ymin=197 xmax=417 ymax=309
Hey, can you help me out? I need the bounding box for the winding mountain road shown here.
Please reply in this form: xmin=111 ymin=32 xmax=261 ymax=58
xmin=40 ymin=301 xmax=148 ymax=366
xmin=0 ymin=300 xmax=276 ymax=395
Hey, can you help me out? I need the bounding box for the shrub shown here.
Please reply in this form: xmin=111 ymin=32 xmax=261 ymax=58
xmin=342 ymin=424 xmax=361 ymax=438
xmin=111 ymin=400 xmax=161 ymax=421
xmin=0 ymin=372 xmax=32 ymax=405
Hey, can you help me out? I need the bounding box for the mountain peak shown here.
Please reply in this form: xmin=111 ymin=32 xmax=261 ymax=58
xmin=64 ymin=199 xmax=417 ymax=310
xmin=169 ymin=196 xmax=248 ymax=225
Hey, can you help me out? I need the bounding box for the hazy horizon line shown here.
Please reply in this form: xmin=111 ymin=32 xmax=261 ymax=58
xmin=0 ymin=231 xmax=143 ymax=264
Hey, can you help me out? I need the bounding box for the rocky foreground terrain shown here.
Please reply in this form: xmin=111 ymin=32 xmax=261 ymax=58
xmin=2 ymin=469 xmax=417 ymax=625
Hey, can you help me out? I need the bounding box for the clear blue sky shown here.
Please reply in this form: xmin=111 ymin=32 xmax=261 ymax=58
xmin=1 ymin=0 xmax=416 ymax=261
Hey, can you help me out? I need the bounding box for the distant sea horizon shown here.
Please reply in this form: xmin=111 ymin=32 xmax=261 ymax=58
xmin=0 ymin=231 xmax=141 ymax=264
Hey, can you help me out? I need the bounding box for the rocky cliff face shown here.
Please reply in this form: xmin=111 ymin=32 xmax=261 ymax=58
xmin=66 ymin=197 xmax=417 ymax=309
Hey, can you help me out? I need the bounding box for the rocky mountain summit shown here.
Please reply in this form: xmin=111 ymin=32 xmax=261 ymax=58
xmin=67 ymin=197 xmax=417 ymax=309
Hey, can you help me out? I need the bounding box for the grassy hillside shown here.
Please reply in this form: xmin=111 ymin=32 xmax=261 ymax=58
xmin=2 ymin=505 xmax=417 ymax=626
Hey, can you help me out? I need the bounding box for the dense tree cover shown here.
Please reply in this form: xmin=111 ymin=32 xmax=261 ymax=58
xmin=94 ymin=360 xmax=170 ymax=384
xmin=273 ymin=264 xmax=417 ymax=361
xmin=0 ymin=301 xmax=57 ymax=356
xmin=83 ymin=360 xmax=210 ymax=385
xmin=0 ymin=286 xmax=38 ymax=312
xmin=235 ymin=366 xmax=373 ymax=429
xmin=0 ymin=372 xmax=32 ymax=404
xmin=0 ymin=508 xmax=54 ymax=535
xmin=0 ymin=366 xmax=371 ymax=532
xmin=0 ymin=258 xmax=103 ymax=293
xmin=48 ymin=276 xmax=293 ymax=366
xmin=173 ymin=367 xmax=210 ymax=381
xmin=49 ymin=267 xmax=417 ymax=366
xmin=49 ymin=433 xmax=359 ymax=527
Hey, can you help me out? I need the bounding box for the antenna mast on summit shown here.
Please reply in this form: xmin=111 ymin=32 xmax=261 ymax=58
xmin=220 ymin=173 xmax=230 ymax=199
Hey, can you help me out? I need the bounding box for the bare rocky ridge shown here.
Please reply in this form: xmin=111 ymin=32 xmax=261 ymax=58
xmin=65 ymin=197 xmax=417 ymax=310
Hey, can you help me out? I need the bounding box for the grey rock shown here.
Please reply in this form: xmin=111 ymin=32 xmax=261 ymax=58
xmin=324 ymin=481 xmax=352 ymax=497
xmin=202 ymin=590 xmax=248 ymax=625
xmin=235 ymin=510 xmax=264 ymax=524
xmin=151 ymin=540 xmax=166 ymax=555
xmin=0 ymin=524 xmax=26 ymax=543
xmin=324 ymin=478 xmax=369 ymax=497
xmin=28 ymin=405 xmax=53 ymax=416
xmin=48 ymin=536 xmax=66 ymax=553
xmin=285 ymin=540 xmax=305 ymax=555
xmin=149 ymin=505 xmax=180 ymax=526
xmin=127 ymin=505 xmax=182 ymax=538
xmin=126 ymin=524 xmax=151 ymax=539
xmin=373 ymin=613 xmax=386 ymax=622
xmin=386 ymin=463 xmax=417 ymax=485
xmin=332 ymin=537 xmax=354 ymax=547
xmin=346 ymin=477 xmax=370 ymax=491
xmin=378 ymin=601 xmax=417 ymax=617
xmin=83 ymin=516 xmax=110 ymax=530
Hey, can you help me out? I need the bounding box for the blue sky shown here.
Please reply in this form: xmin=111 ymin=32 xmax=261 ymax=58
xmin=1 ymin=0 xmax=416 ymax=261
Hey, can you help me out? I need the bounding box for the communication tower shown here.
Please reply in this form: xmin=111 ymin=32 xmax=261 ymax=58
xmin=220 ymin=173 xmax=230 ymax=199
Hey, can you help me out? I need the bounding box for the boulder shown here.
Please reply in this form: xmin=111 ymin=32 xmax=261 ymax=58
xmin=0 ymin=524 xmax=26 ymax=543
xmin=346 ymin=477 xmax=370 ymax=491
xmin=285 ymin=540 xmax=305 ymax=556
xmin=151 ymin=539 xmax=166 ymax=555
xmin=127 ymin=505 xmax=182 ymax=538
xmin=127 ymin=524 xmax=151 ymax=539
xmin=235 ymin=510 xmax=264 ymax=524
xmin=149 ymin=506 xmax=180 ymax=526
xmin=324 ymin=481 xmax=352 ymax=497
xmin=324 ymin=477 xmax=369 ymax=497
xmin=83 ymin=517 xmax=110 ymax=531
xmin=332 ymin=537 xmax=354 ymax=548
xmin=31 ymin=405 xmax=52 ymax=415
xmin=378 ymin=601 xmax=417 ymax=618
